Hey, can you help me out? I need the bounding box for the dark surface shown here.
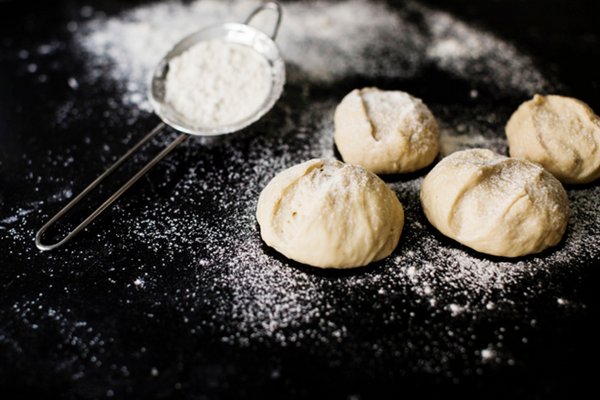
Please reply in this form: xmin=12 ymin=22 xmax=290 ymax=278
xmin=1 ymin=1 xmax=599 ymax=399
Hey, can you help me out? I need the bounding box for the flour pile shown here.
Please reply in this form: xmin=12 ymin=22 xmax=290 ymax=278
xmin=164 ymin=41 xmax=271 ymax=128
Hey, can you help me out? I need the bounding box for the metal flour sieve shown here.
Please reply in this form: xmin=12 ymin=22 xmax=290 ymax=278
xmin=36 ymin=2 xmax=285 ymax=251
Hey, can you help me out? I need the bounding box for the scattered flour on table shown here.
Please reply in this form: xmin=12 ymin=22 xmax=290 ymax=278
xmin=74 ymin=0 xmax=549 ymax=114
xmin=5 ymin=1 xmax=599 ymax=389
xmin=26 ymin=0 xmax=594 ymax=349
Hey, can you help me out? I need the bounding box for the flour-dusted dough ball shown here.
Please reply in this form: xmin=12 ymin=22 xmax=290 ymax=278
xmin=256 ymin=159 xmax=404 ymax=269
xmin=420 ymin=149 xmax=569 ymax=258
xmin=334 ymin=87 xmax=439 ymax=175
xmin=506 ymin=94 xmax=600 ymax=184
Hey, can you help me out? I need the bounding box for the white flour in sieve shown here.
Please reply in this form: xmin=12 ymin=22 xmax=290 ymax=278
xmin=164 ymin=41 xmax=271 ymax=127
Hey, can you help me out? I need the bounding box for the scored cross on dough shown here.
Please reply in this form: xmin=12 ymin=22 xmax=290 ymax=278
xmin=506 ymin=94 xmax=600 ymax=184
xmin=420 ymin=149 xmax=569 ymax=258
xmin=256 ymin=159 xmax=404 ymax=269
xmin=334 ymin=87 xmax=439 ymax=175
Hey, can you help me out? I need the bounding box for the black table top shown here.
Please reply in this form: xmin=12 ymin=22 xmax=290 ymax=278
xmin=1 ymin=1 xmax=599 ymax=399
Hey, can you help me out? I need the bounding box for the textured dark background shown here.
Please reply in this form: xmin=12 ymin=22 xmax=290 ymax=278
xmin=1 ymin=1 xmax=599 ymax=399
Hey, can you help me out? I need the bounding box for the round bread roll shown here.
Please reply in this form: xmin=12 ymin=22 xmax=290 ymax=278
xmin=506 ymin=94 xmax=600 ymax=184
xmin=256 ymin=159 xmax=404 ymax=269
xmin=334 ymin=87 xmax=439 ymax=175
xmin=420 ymin=149 xmax=569 ymax=258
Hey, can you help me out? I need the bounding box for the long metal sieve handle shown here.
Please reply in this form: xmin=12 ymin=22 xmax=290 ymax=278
xmin=35 ymin=124 xmax=188 ymax=251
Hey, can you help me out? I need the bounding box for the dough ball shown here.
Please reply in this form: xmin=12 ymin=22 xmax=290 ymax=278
xmin=420 ymin=149 xmax=569 ymax=258
xmin=506 ymin=94 xmax=600 ymax=184
xmin=334 ymin=87 xmax=439 ymax=174
xmin=256 ymin=159 xmax=404 ymax=269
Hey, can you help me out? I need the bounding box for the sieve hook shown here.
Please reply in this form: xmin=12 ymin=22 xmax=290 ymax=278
xmin=245 ymin=2 xmax=282 ymax=40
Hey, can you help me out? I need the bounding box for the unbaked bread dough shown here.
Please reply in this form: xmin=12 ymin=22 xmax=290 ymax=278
xmin=420 ymin=149 xmax=569 ymax=258
xmin=256 ymin=159 xmax=404 ymax=269
xmin=334 ymin=87 xmax=439 ymax=174
xmin=506 ymin=94 xmax=600 ymax=184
